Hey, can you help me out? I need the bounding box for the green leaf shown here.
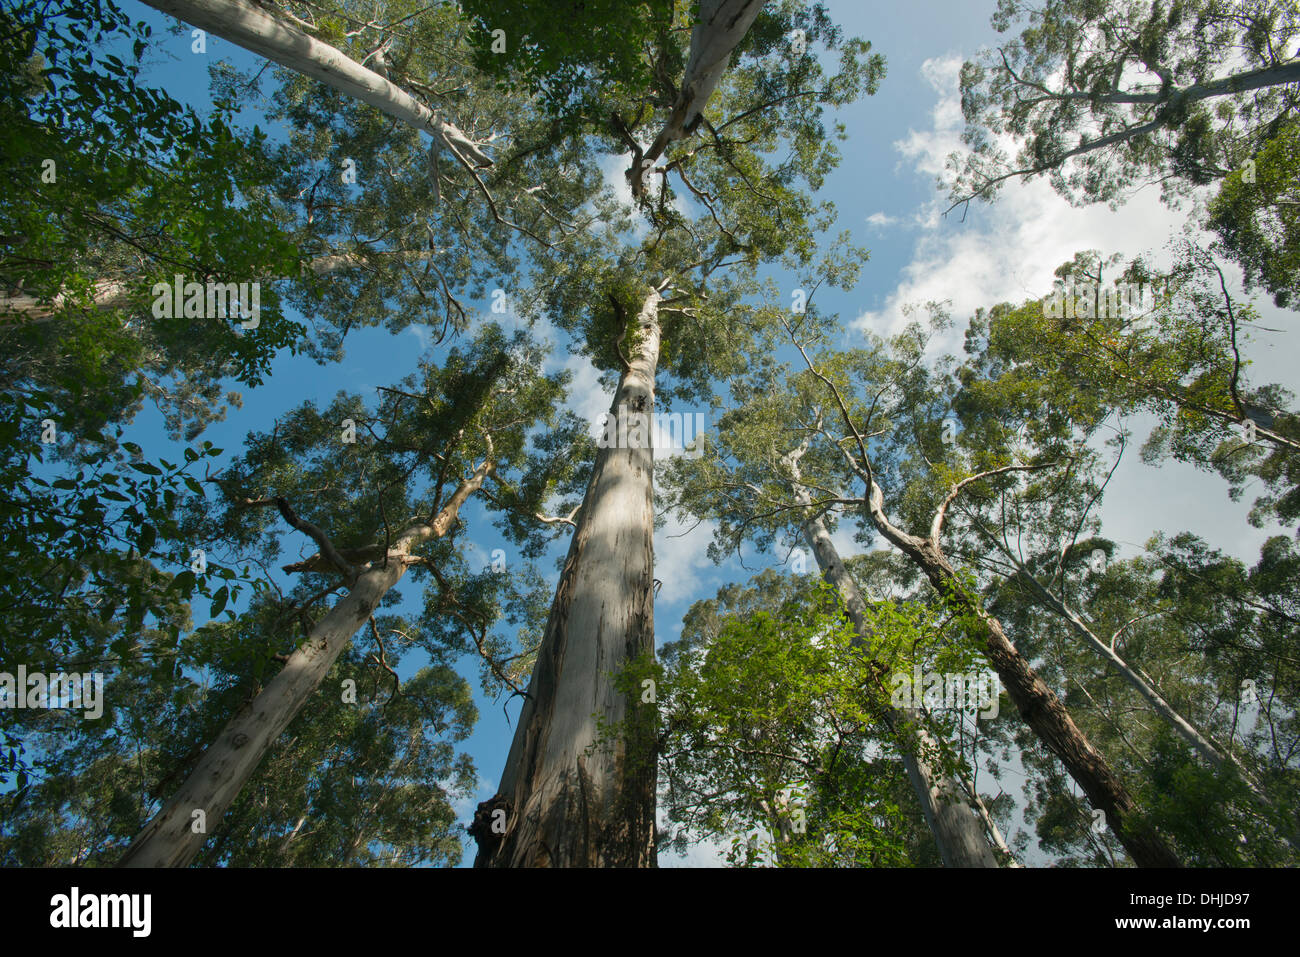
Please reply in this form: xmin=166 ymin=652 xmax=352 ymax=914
xmin=210 ymin=585 xmax=229 ymax=618
xmin=167 ymin=569 xmax=196 ymax=595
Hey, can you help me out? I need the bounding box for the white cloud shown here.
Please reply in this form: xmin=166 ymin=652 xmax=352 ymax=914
xmin=408 ymin=323 xmax=434 ymax=353
xmin=860 ymin=54 xmax=1299 ymax=566
xmin=866 ymin=211 xmax=899 ymax=228
xmin=562 ymin=353 xmax=611 ymax=430
xmin=655 ymin=510 xmax=719 ymax=608
xmin=861 ymin=54 xmax=1197 ymax=356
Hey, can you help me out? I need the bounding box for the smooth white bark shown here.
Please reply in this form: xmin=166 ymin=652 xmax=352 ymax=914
xmin=0 ymin=280 xmax=131 ymax=324
xmin=139 ymin=0 xmax=491 ymax=167
xmin=475 ymin=292 xmax=662 ymax=867
xmin=643 ymin=0 xmax=768 ymax=165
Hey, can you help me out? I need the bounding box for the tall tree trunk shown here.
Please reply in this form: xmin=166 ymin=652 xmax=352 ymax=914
xmin=790 ymin=479 xmax=998 ymax=867
xmin=118 ymin=460 xmax=492 ymax=867
xmin=138 ymin=0 xmax=491 ymax=167
xmin=642 ymin=0 xmax=769 ymax=169
xmin=472 ymin=291 xmax=662 ymax=868
xmin=961 ymin=770 xmax=1020 ymax=865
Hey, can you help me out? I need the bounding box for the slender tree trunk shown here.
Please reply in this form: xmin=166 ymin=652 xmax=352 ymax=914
xmin=792 ymin=488 xmax=998 ymax=867
xmin=1017 ymin=567 xmax=1254 ymax=781
xmin=883 ymin=529 xmax=1181 ymax=867
xmin=789 ymin=302 xmax=1180 ymax=865
xmin=279 ymin=814 xmax=307 ymax=856
xmin=960 ymin=771 xmax=1020 ymax=865
xmin=118 ymin=461 xmax=492 ymax=867
xmin=1013 ymin=566 xmax=1300 ymax=848
xmin=472 ymin=291 xmax=662 ymax=868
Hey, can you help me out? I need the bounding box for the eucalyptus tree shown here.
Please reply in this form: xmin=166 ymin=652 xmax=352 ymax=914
xmin=1207 ymin=115 xmax=1300 ymax=308
xmin=665 ymin=309 xmax=1182 ymax=866
xmin=2 ymin=593 xmax=479 ymax=867
xmin=953 ymin=461 xmax=1274 ymax=801
xmin=119 ymin=324 xmax=580 ymax=866
xmin=0 ymin=1 xmax=302 ymax=746
xmin=976 ymin=249 xmax=1300 ymax=527
xmin=459 ymin=0 xmax=771 ymax=191
xmin=660 ymin=327 xmax=1008 ymax=867
xmin=4 ymin=0 xmax=610 ymax=425
xmin=867 ymin=267 xmax=1300 ymax=858
xmin=660 ymin=570 xmax=995 ymax=867
xmin=948 ymin=0 xmax=1300 ymax=213
xmin=198 ymin=660 xmax=477 ymax=867
xmin=924 ymin=384 xmax=1296 ymax=850
xmin=977 ymin=537 xmax=1300 ymax=865
xmin=468 ymin=5 xmax=883 ymax=867
xmin=139 ymin=0 xmax=495 ymax=167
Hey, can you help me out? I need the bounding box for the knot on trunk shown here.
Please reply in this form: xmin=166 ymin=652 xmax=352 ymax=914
xmin=468 ymin=795 xmax=512 ymax=860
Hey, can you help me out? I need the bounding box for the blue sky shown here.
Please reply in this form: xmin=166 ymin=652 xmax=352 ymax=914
xmin=92 ymin=0 xmax=1295 ymax=866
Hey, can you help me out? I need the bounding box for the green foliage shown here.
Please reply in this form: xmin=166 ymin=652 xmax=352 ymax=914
xmin=952 ymin=0 xmax=1300 ymax=209
xmin=459 ymin=0 xmax=677 ymax=115
xmin=1209 ymin=119 xmax=1300 ymax=309
xmin=657 ymin=572 xmax=972 ymax=866
xmin=1 ymin=0 xmax=304 ymax=443
xmin=1 ymin=600 xmax=478 ymax=867
xmin=973 ymin=248 xmax=1300 ymax=526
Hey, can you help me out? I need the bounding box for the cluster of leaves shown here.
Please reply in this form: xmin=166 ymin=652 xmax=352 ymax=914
xmin=1209 ymin=118 xmax=1300 ymax=308
xmin=459 ymin=0 xmax=678 ymax=116
xmin=1 ymin=0 xmax=304 ymax=442
xmin=0 ymin=385 xmax=260 ymax=807
xmin=656 ymin=571 xmax=995 ymax=866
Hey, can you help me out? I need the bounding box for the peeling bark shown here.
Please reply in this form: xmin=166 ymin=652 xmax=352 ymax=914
xmin=118 ymin=460 xmax=493 ymax=867
xmin=473 ymin=292 xmax=662 ymax=868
